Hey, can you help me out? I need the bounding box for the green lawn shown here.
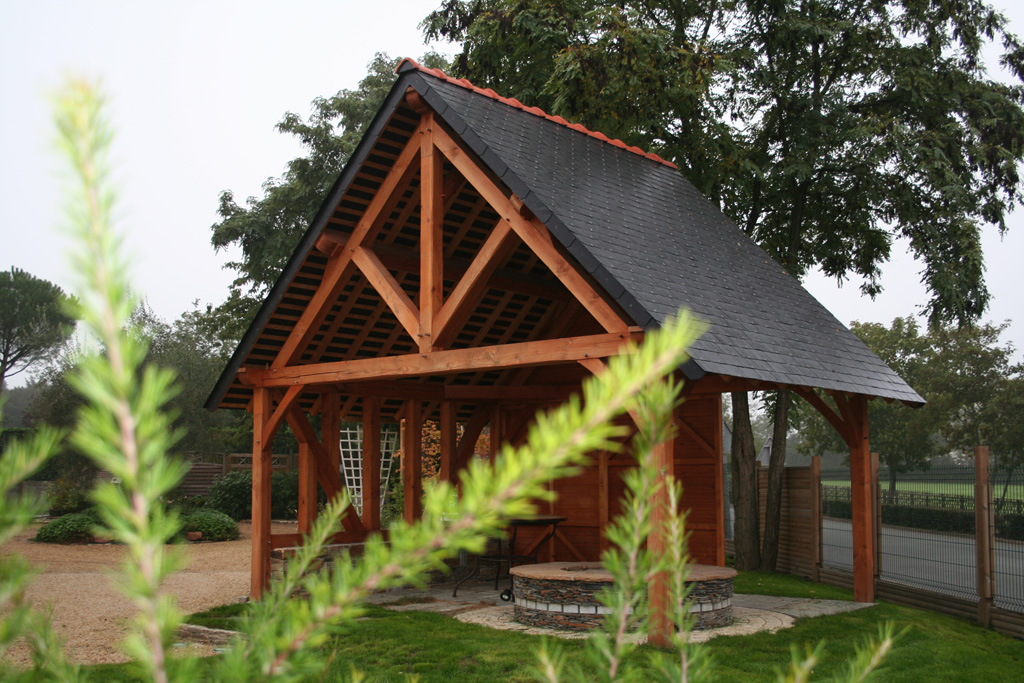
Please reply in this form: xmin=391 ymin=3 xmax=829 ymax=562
xmin=85 ymin=571 xmax=1023 ymax=682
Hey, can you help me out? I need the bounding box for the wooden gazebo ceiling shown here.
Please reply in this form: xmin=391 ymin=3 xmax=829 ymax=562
xmin=217 ymin=98 xmax=620 ymax=421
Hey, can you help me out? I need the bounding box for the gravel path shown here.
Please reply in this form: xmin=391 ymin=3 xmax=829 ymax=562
xmin=1 ymin=520 xmax=296 ymax=668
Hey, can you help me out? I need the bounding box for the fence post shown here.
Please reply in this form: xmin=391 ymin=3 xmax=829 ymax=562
xmin=223 ymin=452 xmax=231 ymax=477
xmin=975 ymin=446 xmax=994 ymax=627
xmin=810 ymin=455 xmax=821 ymax=582
xmin=871 ymin=452 xmax=881 ymax=582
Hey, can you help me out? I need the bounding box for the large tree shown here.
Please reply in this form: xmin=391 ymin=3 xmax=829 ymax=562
xmin=799 ymin=318 xmax=943 ymax=497
xmin=423 ymin=0 xmax=1024 ymax=570
xmin=211 ymin=52 xmax=450 ymax=303
xmin=0 ymin=267 xmax=76 ymax=398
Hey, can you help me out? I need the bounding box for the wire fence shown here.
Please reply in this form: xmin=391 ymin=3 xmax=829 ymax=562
xmin=821 ymin=463 xmax=1024 ymax=613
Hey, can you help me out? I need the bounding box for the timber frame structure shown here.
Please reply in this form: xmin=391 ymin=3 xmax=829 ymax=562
xmin=206 ymin=59 xmax=923 ymax=645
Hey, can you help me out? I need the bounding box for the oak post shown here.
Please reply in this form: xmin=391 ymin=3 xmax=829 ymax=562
xmin=598 ymin=452 xmax=610 ymax=554
xmin=975 ymin=446 xmax=994 ymax=627
xmin=323 ymin=391 xmax=342 ymax=491
xmin=648 ymin=435 xmax=676 ymax=647
xmin=297 ymin=441 xmax=316 ymax=535
xmin=362 ymin=396 xmax=382 ymax=531
xmin=420 ymin=112 xmax=444 ymax=353
xmin=848 ymin=395 xmax=875 ymax=603
xmin=250 ymin=387 xmax=273 ymax=599
xmin=489 ymin=405 xmax=503 ymax=465
xmin=871 ymin=451 xmax=881 ymax=580
xmin=403 ymin=401 xmax=423 ymax=522
xmin=810 ymin=455 xmax=822 ymax=582
xmin=439 ymin=400 xmax=458 ymax=485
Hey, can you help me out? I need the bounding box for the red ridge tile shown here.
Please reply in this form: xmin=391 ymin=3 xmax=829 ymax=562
xmin=396 ymin=58 xmax=678 ymax=170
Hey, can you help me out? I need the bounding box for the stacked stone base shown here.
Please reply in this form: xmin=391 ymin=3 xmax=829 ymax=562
xmin=510 ymin=562 xmax=737 ymax=632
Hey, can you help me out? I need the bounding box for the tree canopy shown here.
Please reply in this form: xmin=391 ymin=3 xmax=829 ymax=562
xmin=210 ymin=52 xmax=450 ymax=302
xmin=799 ymin=317 xmax=1023 ymax=482
xmin=424 ymin=0 xmax=1024 ymax=324
xmin=0 ymin=267 xmax=76 ymax=398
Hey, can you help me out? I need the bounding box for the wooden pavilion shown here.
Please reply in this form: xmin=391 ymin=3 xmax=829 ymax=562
xmin=205 ymin=59 xmax=923 ymax=639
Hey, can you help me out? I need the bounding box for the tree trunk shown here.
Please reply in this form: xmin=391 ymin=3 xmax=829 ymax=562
xmin=730 ymin=391 xmax=761 ymax=570
xmin=760 ymin=389 xmax=790 ymax=571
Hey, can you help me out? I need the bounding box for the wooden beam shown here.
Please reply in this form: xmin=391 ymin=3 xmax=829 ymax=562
xmin=248 ymin=331 xmax=640 ymax=388
xmin=688 ymin=375 xmax=773 ymax=395
xmin=271 ymin=530 xmax=369 ymax=550
xmin=847 ymin=394 xmax=875 ymax=603
xmin=455 ymin=407 xmax=490 ymax=473
xmin=323 ymin=391 xmax=342 ymax=484
xmin=419 ymin=114 xmax=444 ymax=353
xmin=262 ymin=385 xmax=304 ymax=446
xmin=362 ymin=396 xmax=382 ymax=531
xmin=711 ymin=394 xmax=725 ymax=566
xmin=648 ymin=434 xmax=676 ymax=647
xmin=403 ymin=401 xmax=423 ymax=522
xmin=297 ymin=441 xmax=316 ymax=535
xmin=372 ymin=242 xmax=567 ymax=300
xmin=794 ymin=387 xmax=851 ymax=448
xmin=598 ymin=452 xmax=610 ymax=554
xmin=433 ymin=221 xmax=516 ymax=348
xmin=430 ymin=125 xmax=630 ymax=334
xmin=674 ymin=416 xmax=717 ymax=459
xmin=250 ymin=387 xmax=273 ymax=599
xmin=352 ymin=246 xmax=421 ymax=341
xmin=439 ymin=400 xmax=457 ymax=485
xmin=489 ymin=405 xmax=504 ymax=465
xmin=286 ymin=407 xmax=365 ymax=533
xmin=271 ymin=130 xmax=423 ymax=368
xmin=442 ymin=384 xmax=577 ymax=402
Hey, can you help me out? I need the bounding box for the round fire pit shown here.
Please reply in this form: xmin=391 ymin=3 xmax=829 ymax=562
xmin=510 ymin=562 xmax=737 ymax=631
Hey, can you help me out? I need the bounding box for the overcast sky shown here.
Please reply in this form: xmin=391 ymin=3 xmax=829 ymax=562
xmin=2 ymin=0 xmax=1023 ymax=389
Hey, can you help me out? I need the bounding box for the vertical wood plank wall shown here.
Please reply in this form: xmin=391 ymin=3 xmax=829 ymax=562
xmin=516 ymin=394 xmax=725 ymax=566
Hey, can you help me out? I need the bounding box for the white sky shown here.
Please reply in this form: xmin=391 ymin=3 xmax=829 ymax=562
xmin=2 ymin=0 xmax=1023 ymax=389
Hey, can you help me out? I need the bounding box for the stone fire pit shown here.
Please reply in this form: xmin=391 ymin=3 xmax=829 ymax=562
xmin=510 ymin=562 xmax=738 ymax=631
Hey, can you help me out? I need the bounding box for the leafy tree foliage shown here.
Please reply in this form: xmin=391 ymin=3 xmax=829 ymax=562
xmin=210 ymin=52 xmax=450 ymax=301
xmin=799 ymin=317 xmax=1022 ymax=495
xmin=0 ymin=267 xmax=76 ymax=398
xmin=799 ymin=318 xmax=943 ymax=494
xmin=423 ymin=0 xmax=1024 ymax=570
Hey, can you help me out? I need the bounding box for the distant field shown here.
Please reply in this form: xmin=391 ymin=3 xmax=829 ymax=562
xmin=822 ymin=479 xmax=1024 ymax=502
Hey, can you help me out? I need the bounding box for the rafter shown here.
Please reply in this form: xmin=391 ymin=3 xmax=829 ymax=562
xmin=430 ymin=125 xmax=630 ymax=334
xmin=433 ymin=221 xmax=516 ymax=348
xmin=271 ymin=127 xmax=423 ymax=368
xmin=246 ymin=331 xmax=640 ymax=388
xmin=352 ymin=246 xmax=420 ymax=340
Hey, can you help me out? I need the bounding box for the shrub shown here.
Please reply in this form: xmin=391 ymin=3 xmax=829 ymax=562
xmin=168 ymin=494 xmax=207 ymax=516
xmin=206 ymin=471 xmax=253 ymax=520
xmin=181 ymin=509 xmax=240 ymax=542
xmin=35 ymin=510 xmax=101 ymax=544
xmin=207 ymin=470 xmax=321 ymax=520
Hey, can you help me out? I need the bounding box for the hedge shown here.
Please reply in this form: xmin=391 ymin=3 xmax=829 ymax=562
xmin=822 ymin=499 xmax=1024 ymax=541
xmin=206 ymin=470 xmax=326 ymax=521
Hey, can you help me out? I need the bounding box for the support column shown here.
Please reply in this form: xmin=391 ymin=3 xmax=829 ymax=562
xmin=439 ymin=400 xmax=458 ymax=486
xmin=250 ymin=387 xmax=273 ymax=599
xmin=848 ymin=395 xmax=876 ymax=603
xmin=297 ymin=441 xmax=316 ymax=535
xmin=323 ymin=391 xmax=342 ymax=491
xmin=403 ymin=400 xmax=423 ymax=523
xmin=648 ymin=433 xmax=676 ymax=648
xmin=490 ymin=405 xmax=503 ymax=465
xmin=362 ymin=396 xmax=382 ymax=531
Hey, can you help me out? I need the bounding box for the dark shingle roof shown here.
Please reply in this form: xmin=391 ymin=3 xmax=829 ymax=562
xmin=206 ymin=61 xmax=923 ymax=410
xmin=403 ymin=63 xmax=922 ymax=405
